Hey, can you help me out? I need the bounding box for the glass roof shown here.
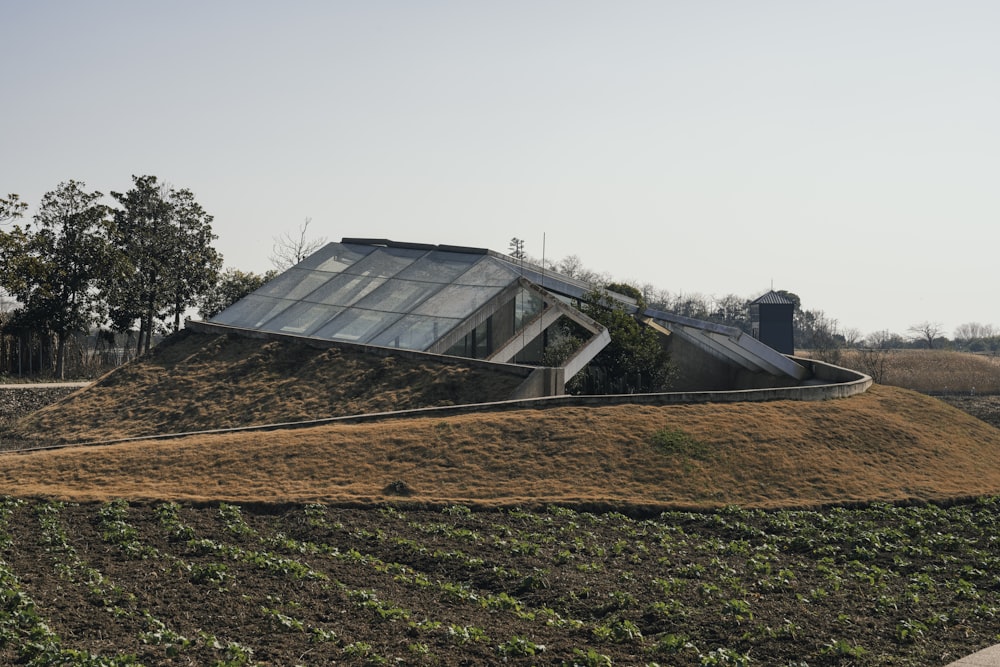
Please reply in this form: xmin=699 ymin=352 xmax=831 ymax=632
xmin=209 ymin=237 xmax=805 ymax=382
xmin=210 ymin=242 xmax=522 ymax=351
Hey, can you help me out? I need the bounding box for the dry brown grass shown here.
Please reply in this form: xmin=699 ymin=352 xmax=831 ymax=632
xmin=837 ymin=349 xmax=1000 ymax=393
xmin=4 ymin=330 xmax=525 ymax=447
xmin=2 ymin=384 xmax=998 ymax=510
xmin=5 ymin=332 xmax=1000 ymax=510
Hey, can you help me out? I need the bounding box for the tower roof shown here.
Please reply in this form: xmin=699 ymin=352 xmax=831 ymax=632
xmin=751 ymin=290 xmax=795 ymax=306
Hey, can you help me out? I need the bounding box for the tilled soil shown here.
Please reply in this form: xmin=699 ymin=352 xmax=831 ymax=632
xmin=939 ymin=394 xmax=1000 ymax=429
xmin=0 ymin=386 xmax=77 ymax=429
xmin=1 ymin=498 xmax=999 ymax=665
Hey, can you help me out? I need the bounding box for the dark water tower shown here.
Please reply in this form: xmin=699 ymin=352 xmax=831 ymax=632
xmin=750 ymin=290 xmax=795 ymax=354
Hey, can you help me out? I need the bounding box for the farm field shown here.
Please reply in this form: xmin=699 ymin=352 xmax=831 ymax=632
xmin=2 ymin=497 xmax=1000 ymax=666
xmin=5 ymin=341 xmax=1000 ymax=664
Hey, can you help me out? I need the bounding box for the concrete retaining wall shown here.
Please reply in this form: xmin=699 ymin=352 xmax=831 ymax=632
xmin=188 ymin=321 xmax=871 ymax=407
xmin=10 ymin=350 xmax=872 ymax=452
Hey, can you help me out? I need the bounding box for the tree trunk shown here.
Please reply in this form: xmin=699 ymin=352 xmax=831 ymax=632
xmin=140 ymin=293 xmax=156 ymax=356
xmin=144 ymin=311 xmax=154 ymax=354
xmin=173 ymin=294 xmax=182 ymax=333
xmin=55 ymin=332 xmax=66 ymax=380
xmin=136 ymin=319 xmax=146 ymax=357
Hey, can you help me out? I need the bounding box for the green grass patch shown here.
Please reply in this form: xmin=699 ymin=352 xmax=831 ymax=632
xmin=649 ymin=427 xmax=709 ymax=459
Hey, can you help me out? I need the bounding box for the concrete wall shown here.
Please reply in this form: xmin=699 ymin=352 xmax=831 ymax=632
xmin=49 ymin=357 xmax=870 ymax=448
xmin=16 ymin=339 xmax=872 ymax=451
xmin=509 ymin=366 xmax=565 ymax=400
xmin=186 ymin=321 xmax=870 ymax=411
xmin=665 ymin=333 xmax=802 ymax=392
xmin=665 ymin=333 xmax=735 ymax=391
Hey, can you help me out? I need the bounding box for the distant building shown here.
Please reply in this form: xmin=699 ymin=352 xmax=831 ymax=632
xmin=750 ymin=290 xmax=795 ymax=355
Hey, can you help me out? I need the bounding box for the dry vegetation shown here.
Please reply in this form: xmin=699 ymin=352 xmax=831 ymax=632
xmin=2 ymin=330 xmax=525 ymax=448
xmin=1 ymin=336 xmax=1000 ymax=510
xmin=1 ymin=384 xmax=998 ymax=511
xmin=3 ymin=339 xmax=1000 ymax=664
xmin=836 ymin=348 xmax=1000 ymax=394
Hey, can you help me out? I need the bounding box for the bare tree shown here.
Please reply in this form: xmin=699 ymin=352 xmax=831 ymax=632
xmin=908 ymin=321 xmax=945 ymax=349
xmin=270 ymin=218 xmax=327 ymax=270
xmin=842 ymin=327 xmax=863 ymax=348
xmin=856 ymin=329 xmax=897 ymax=383
xmin=954 ymin=322 xmax=997 ymax=342
xmin=544 ymin=254 xmax=608 ymax=286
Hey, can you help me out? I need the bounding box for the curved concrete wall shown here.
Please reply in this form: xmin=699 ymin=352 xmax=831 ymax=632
xmin=13 ymin=352 xmax=871 ymax=453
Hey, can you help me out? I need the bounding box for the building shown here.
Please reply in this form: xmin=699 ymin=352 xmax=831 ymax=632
xmin=206 ymin=238 xmax=808 ymax=396
xmin=750 ymin=290 xmax=796 ymax=355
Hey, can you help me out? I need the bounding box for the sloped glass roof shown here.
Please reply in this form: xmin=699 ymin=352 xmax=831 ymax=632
xmin=210 ymin=241 xmax=522 ymax=350
xmin=210 ymin=237 xmax=807 ymax=382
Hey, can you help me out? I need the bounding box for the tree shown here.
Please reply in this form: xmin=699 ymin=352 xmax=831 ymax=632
xmin=865 ymin=329 xmax=904 ymax=349
xmin=0 ymin=196 xmax=25 ymax=317
xmin=270 ymin=217 xmax=327 ymax=270
xmin=0 ymin=181 xmax=111 ymax=378
xmin=508 ymin=237 xmax=526 ymax=260
xmin=775 ymin=290 xmax=802 ymax=310
xmin=710 ymin=293 xmax=752 ymax=332
xmin=841 ymin=327 xmax=863 ymax=348
xmin=108 ymin=175 xmax=221 ymax=355
xmin=605 ymin=281 xmax=643 ymax=302
xmin=662 ymin=293 xmax=712 ymax=321
xmin=908 ymin=321 xmax=944 ymax=350
xmin=955 ymin=322 xmax=998 ymax=351
xmin=796 ymin=308 xmax=841 ymax=356
xmin=198 ymin=267 xmax=277 ymax=319
xmin=554 ymin=254 xmax=610 ymax=286
xmin=854 ymin=330 xmax=899 ymax=383
xmin=571 ymin=287 xmax=674 ymax=394
xmin=163 ymin=187 xmax=222 ymax=332
xmin=0 ymin=194 xmax=27 ymax=223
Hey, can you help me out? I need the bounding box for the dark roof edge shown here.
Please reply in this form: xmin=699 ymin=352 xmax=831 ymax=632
xmin=341 ymin=237 xmax=489 ymax=255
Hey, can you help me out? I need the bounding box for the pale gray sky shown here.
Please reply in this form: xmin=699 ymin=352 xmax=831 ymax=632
xmin=3 ymin=1 xmax=998 ymax=338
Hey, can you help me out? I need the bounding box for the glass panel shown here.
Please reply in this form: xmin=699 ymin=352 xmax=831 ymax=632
xmin=296 ymin=242 xmax=375 ymax=271
xmin=314 ymin=308 xmax=403 ymax=342
xmin=211 ymin=295 xmax=294 ymax=328
xmin=351 ymin=278 xmax=445 ymax=315
xmin=369 ymin=314 xmax=462 ymax=350
xmin=306 ymin=273 xmax=388 ymax=308
xmin=257 ymin=268 xmax=332 ymax=301
xmin=391 ymin=250 xmax=481 ymax=284
xmin=339 ymin=246 xmax=427 ymax=280
xmin=262 ymin=302 xmax=344 ymax=336
xmin=412 ymin=283 xmax=507 ymax=318
xmin=474 ymin=318 xmax=491 ymax=358
xmin=444 ymin=331 xmax=473 ymax=357
xmin=452 ymin=258 xmax=519 ymax=288
xmin=515 ymin=288 xmax=545 ymax=329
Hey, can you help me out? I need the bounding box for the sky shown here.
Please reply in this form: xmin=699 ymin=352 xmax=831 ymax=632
xmin=2 ymin=1 xmax=998 ymax=339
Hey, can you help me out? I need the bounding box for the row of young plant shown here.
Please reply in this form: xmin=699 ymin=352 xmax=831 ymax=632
xmin=311 ymin=499 xmax=1000 ymax=665
xmin=4 ymin=497 xmax=1000 ymax=665
xmin=107 ymin=500 xmax=586 ymax=664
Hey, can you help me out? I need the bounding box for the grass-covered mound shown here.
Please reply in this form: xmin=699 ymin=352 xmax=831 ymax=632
xmin=3 ymin=329 xmax=526 ymax=448
xmin=2 ymin=384 xmax=998 ymax=510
